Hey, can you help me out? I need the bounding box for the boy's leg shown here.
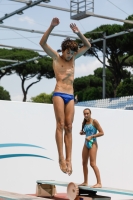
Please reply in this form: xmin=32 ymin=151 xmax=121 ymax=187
xmin=64 ymin=99 xmax=75 ymax=175
xmin=53 ymin=96 xmax=67 ymax=173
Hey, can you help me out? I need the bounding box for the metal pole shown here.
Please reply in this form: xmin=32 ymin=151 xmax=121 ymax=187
xmin=0 ymin=55 xmax=47 ymax=71
xmin=10 ymin=0 xmax=133 ymax=25
xmin=0 ymin=58 xmax=19 ymax=62
xmin=10 ymin=0 xmax=71 ymax=12
xmin=1 ymin=25 xmax=133 ymax=42
xmin=0 ymin=0 xmax=49 ymax=23
xmin=0 ymin=25 xmax=78 ymax=39
xmin=102 ymin=32 xmax=106 ymax=99
xmin=0 ymin=44 xmax=45 ymax=52
xmin=86 ymin=12 xmax=133 ymax=25
xmin=90 ymin=29 xmax=133 ymax=44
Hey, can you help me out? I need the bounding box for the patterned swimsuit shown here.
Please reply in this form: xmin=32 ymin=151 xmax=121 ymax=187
xmin=84 ymin=121 xmax=97 ymax=149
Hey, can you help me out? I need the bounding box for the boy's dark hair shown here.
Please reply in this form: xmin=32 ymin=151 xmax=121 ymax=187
xmin=61 ymin=38 xmax=78 ymax=52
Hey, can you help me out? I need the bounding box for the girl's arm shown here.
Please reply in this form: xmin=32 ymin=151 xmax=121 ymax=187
xmin=91 ymin=119 xmax=104 ymax=139
xmin=79 ymin=130 xmax=86 ymax=135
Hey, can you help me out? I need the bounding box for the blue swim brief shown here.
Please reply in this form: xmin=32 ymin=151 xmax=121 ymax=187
xmin=52 ymin=92 xmax=74 ymax=104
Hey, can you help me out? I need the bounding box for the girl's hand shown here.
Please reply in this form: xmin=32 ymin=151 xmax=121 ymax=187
xmin=79 ymin=131 xmax=85 ymax=135
xmin=51 ymin=18 xmax=60 ymax=27
xmin=86 ymin=136 xmax=93 ymax=141
xmin=70 ymin=23 xmax=80 ymax=34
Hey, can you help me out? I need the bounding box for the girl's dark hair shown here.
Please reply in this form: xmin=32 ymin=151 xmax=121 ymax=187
xmin=81 ymin=108 xmax=91 ymax=131
xmin=61 ymin=37 xmax=78 ymax=52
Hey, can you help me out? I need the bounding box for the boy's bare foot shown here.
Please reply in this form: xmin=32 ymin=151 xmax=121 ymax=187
xmin=78 ymin=182 xmax=88 ymax=186
xmin=91 ymin=183 xmax=102 ymax=188
xmin=59 ymin=159 xmax=67 ymax=174
xmin=66 ymin=161 xmax=72 ymax=176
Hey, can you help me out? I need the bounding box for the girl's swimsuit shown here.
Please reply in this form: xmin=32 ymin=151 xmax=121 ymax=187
xmin=83 ymin=121 xmax=97 ymax=149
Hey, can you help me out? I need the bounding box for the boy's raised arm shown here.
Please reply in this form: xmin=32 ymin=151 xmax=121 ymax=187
xmin=39 ymin=18 xmax=60 ymax=59
xmin=70 ymin=23 xmax=91 ymax=59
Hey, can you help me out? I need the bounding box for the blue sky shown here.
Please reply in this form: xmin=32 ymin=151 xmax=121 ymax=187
xmin=0 ymin=0 xmax=133 ymax=101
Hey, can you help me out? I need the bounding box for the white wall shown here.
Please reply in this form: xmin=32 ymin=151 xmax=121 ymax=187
xmin=0 ymin=100 xmax=133 ymax=199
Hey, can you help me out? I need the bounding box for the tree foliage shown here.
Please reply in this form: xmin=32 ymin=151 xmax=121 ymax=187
xmin=76 ymin=15 xmax=133 ymax=97
xmin=31 ymin=93 xmax=53 ymax=104
xmin=121 ymin=55 xmax=133 ymax=67
xmin=0 ymin=48 xmax=15 ymax=79
xmin=74 ymin=67 xmax=114 ymax=101
xmin=116 ymin=78 xmax=133 ymax=97
xmin=74 ymin=66 xmax=133 ymax=101
xmin=0 ymin=49 xmax=55 ymax=102
xmin=0 ymin=86 xmax=11 ymax=100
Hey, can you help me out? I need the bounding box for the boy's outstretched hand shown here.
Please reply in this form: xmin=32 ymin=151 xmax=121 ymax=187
xmin=51 ymin=17 xmax=60 ymax=27
xmin=70 ymin=23 xmax=80 ymax=34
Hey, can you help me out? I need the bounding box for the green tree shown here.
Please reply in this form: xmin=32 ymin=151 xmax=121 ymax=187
xmin=93 ymin=67 xmax=114 ymax=98
xmin=83 ymin=87 xmax=102 ymax=100
xmin=116 ymin=78 xmax=133 ymax=97
xmin=74 ymin=76 xmax=90 ymax=92
xmin=0 ymin=48 xmax=15 ymax=79
xmin=31 ymin=93 xmax=52 ymax=103
xmin=0 ymin=49 xmax=55 ymax=102
xmin=120 ymin=55 xmax=133 ymax=67
xmin=0 ymin=86 xmax=11 ymax=100
xmin=74 ymin=67 xmax=114 ymax=101
xmin=76 ymin=15 xmax=133 ymax=97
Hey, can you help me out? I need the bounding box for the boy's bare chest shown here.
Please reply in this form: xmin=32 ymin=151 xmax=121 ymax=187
xmin=53 ymin=59 xmax=75 ymax=73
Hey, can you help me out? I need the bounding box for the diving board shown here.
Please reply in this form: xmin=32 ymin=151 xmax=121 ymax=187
xmin=37 ymin=180 xmax=133 ymax=197
xmin=0 ymin=190 xmax=48 ymax=200
xmin=79 ymin=185 xmax=133 ymax=196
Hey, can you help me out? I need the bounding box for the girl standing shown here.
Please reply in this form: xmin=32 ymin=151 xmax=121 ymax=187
xmin=79 ymin=108 xmax=104 ymax=188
